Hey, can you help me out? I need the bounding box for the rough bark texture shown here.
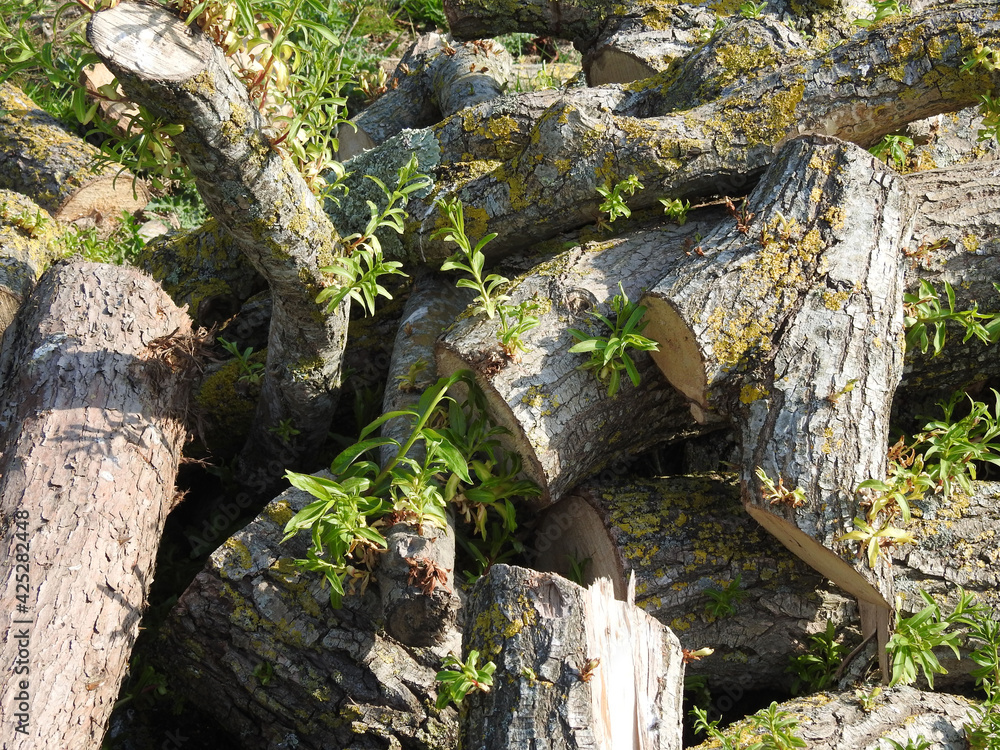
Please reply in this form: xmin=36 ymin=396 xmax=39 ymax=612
xmin=0 ymin=81 xmax=148 ymax=221
xmin=0 ymin=190 xmax=64 ymax=335
xmin=0 ymin=261 xmax=194 ymax=749
xmin=88 ymin=1 xmax=348 ymax=481
xmin=531 ymin=474 xmax=1000 ymax=696
xmin=643 ymin=137 xmax=911 ymax=654
xmin=691 ymin=687 xmax=976 ymax=750
xmin=376 ymin=270 xmax=472 ymax=646
xmin=336 ymin=2 xmax=1000 ymax=265
xmin=463 ymin=565 xmax=684 ymax=750
xmin=156 ymin=477 xmax=459 ymax=750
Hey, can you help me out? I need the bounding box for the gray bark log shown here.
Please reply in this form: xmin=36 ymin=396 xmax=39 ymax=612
xmin=156 ymin=477 xmax=459 ymax=750
xmin=463 ymin=564 xmax=684 ymax=750
xmin=0 ymin=81 xmax=148 ymax=220
xmin=88 ymin=1 xmax=348 ymax=481
xmin=0 ymin=261 xmax=195 ymax=749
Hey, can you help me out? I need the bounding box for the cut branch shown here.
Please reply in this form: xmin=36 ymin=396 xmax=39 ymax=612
xmin=88 ymin=1 xmax=347 ymax=480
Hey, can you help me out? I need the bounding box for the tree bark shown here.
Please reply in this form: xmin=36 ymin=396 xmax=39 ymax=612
xmin=0 ymin=81 xmax=149 ymax=221
xmin=156 ymin=477 xmax=459 ymax=750
xmin=643 ymin=135 xmax=911 ymax=675
xmin=690 ymin=686 xmax=976 ymax=750
xmin=463 ymin=564 xmax=684 ymax=750
xmin=88 ymin=1 xmax=348 ymax=483
xmin=530 ymin=474 xmax=1000 ymax=695
xmin=0 ymin=261 xmax=196 ymax=749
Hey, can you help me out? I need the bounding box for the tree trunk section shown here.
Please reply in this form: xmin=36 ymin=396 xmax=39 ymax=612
xmin=88 ymin=1 xmax=348 ymax=483
xmin=691 ymin=686 xmax=975 ymax=750
xmin=530 ymin=474 xmax=1000 ymax=695
xmin=463 ymin=564 xmax=684 ymax=750
xmin=156 ymin=477 xmax=459 ymax=750
xmin=642 ymin=137 xmax=911 ymax=667
xmin=0 ymin=190 xmax=64 ymax=335
xmin=0 ymin=261 xmax=195 ymax=749
xmin=0 ymin=81 xmax=149 ymax=221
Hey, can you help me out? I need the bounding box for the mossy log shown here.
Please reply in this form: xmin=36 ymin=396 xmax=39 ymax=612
xmin=156 ymin=477 xmax=459 ymax=750
xmin=0 ymin=81 xmax=148 ymax=222
xmin=340 ymin=33 xmax=514 ymax=159
xmin=335 ymin=1 xmax=1000 ymax=265
xmin=530 ymin=474 xmax=1000 ymax=696
xmin=462 ymin=564 xmax=684 ymax=750
xmin=0 ymin=261 xmax=195 ymax=749
xmin=690 ymin=686 xmax=976 ymax=750
xmin=0 ymin=190 xmax=65 ymax=335
xmin=88 ymin=1 xmax=349 ymax=482
xmin=643 ymin=136 xmax=911 ymax=675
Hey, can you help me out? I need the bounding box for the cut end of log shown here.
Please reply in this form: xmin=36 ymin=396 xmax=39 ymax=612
xmin=744 ymin=502 xmax=889 ymax=608
xmin=55 ymin=175 xmax=150 ymax=224
xmin=88 ymin=2 xmax=212 ymax=82
xmin=641 ymin=294 xmax=709 ymax=422
xmin=337 ymin=126 xmax=376 ymax=161
xmin=585 ymin=48 xmax=658 ymax=86
xmin=435 ymin=343 xmax=551 ymax=504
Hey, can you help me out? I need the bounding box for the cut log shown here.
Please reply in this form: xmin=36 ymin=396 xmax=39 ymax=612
xmin=690 ymin=686 xmax=976 ymax=750
xmin=338 ymin=1 xmax=1000 ymax=264
xmin=156 ymin=477 xmax=459 ymax=750
xmin=643 ymin=136 xmax=911 ymax=675
xmin=0 ymin=261 xmax=196 ymax=749
xmin=341 ymin=34 xmax=514 ymax=160
xmin=435 ymin=205 xmax=729 ymax=506
xmin=530 ymin=474 xmax=1000 ymax=695
xmin=0 ymin=190 xmax=64 ymax=334
xmin=462 ymin=564 xmax=684 ymax=750
xmin=89 ymin=1 xmax=349 ymax=482
xmin=0 ymin=81 xmax=148 ymax=221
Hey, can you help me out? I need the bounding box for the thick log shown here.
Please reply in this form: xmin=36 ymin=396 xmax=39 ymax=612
xmin=435 ymin=205 xmax=729 ymax=506
xmin=340 ymin=1 xmax=1000 ymax=265
xmin=156 ymin=477 xmax=459 ymax=750
xmin=0 ymin=190 xmax=64 ymax=334
xmin=0 ymin=261 xmax=195 ymax=748
xmin=0 ymin=81 xmax=148 ymax=221
xmin=88 ymin=1 xmax=348 ymax=481
xmin=530 ymin=474 xmax=1000 ymax=695
xmin=642 ymin=137 xmax=911 ymax=668
xmin=690 ymin=687 xmax=975 ymax=750
xmin=341 ymin=34 xmax=514 ymax=159
xmin=463 ymin=564 xmax=684 ymax=750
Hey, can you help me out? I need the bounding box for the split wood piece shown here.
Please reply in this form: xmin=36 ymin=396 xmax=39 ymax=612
xmin=435 ymin=204 xmax=731 ymax=507
xmin=690 ymin=686 xmax=976 ymax=750
xmin=344 ymin=1 xmax=1000 ymax=264
xmin=0 ymin=190 xmax=65 ymax=334
xmin=0 ymin=261 xmax=196 ymax=749
xmin=463 ymin=564 xmax=684 ymax=750
xmin=156 ymin=477 xmax=459 ymax=750
xmin=89 ymin=1 xmax=348 ymax=482
xmin=530 ymin=475 xmax=1000 ymax=695
xmin=376 ymin=270 xmax=473 ymax=646
xmin=341 ymin=33 xmax=514 ymax=159
xmin=0 ymin=81 xmax=148 ymax=221
xmin=137 ymin=218 xmax=265 ymax=329
xmin=80 ymin=62 xmax=139 ymax=137
xmin=643 ymin=136 xmax=912 ymax=674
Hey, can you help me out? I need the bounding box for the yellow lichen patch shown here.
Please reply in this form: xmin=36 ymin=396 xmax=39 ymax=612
xmin=822 ymin=206 xmax=845 ymax=232
xmin=822 ymin=289 xmax=850 ymax=311
xmin=962 ymin=233 xmax=980 ymax=253
xmin=713 ymin=41 xmax=780 ymax=89
xmin=739 ymin=383 xmax=770 ymax=404
xmin=809 ymin=151 xmax=835 ymax=175
xmin=265 ymin=499 xmax=295 ymax=528
xmin=218 ymin=537 xmax=254 ymax=578
xmin=708 ymin=82 xmax=805 ymax=155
